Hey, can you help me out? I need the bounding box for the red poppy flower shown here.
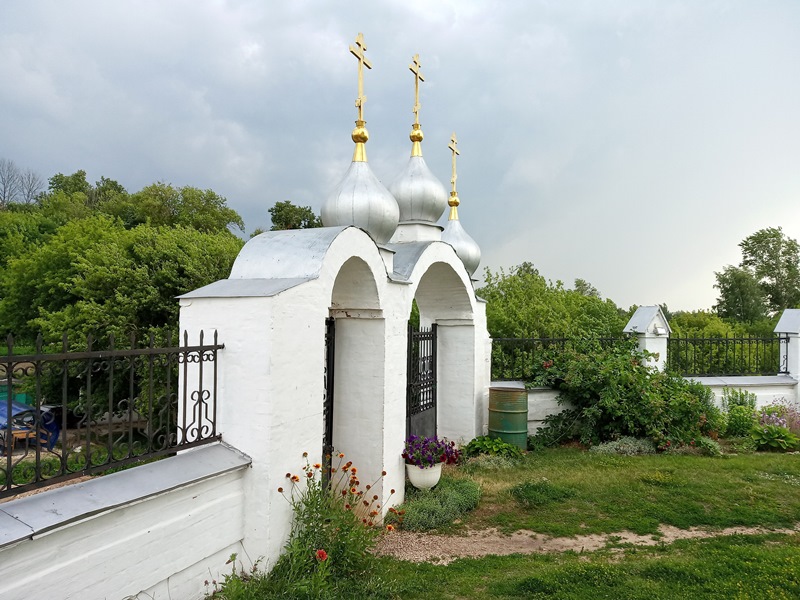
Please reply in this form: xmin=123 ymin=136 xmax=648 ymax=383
xmin=315 ymin=549 xmax=328 ymax=561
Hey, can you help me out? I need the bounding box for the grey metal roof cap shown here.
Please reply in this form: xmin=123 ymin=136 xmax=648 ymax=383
xmin=775 ymin=309 xmax=800 ymax=333
xmin=230 ymin=226 xmax=348 ymax=280
xmin=623 ymin=305 xmax=672 ymax=334
xmin=179 ymin=278 xmax=313 ymax=299
xmin=385 ymin=241 xmax=436 ymax=281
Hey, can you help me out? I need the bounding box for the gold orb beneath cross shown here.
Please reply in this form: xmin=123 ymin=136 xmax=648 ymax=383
xmin=352 ymin=121 xmax=369 ymax=144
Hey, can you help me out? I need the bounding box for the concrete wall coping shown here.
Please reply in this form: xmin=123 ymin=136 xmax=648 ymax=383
xmin=0 ymin=442 xmax=251 ymax=549
xmin=686 ymin=375 xmax=797 ymax=387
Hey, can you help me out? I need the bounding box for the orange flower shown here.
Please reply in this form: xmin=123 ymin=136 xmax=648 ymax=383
xmin=350 ymin=487 xmax=357 ymax=493
xmin=306 ymin=472 xmax=313 ymax=478
xmin=291 ymin=475 xmax=300 ymax=482
xmin=313 ymin=463 xmax=321 ymax=469
xmin=386 ymin=524 xmax=395 ymax=531
xmin=350 ymin=467 xmax=357 ymax=474
xmin=370 ymin=510 xmax=378 ymax=517
xmin=338 ymin=452 xmax=345 ymax=458
xmin=345 ymin=504 xmax=351 ymax=510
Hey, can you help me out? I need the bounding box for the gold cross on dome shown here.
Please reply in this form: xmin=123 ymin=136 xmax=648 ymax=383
xmin=448 ymin=132 xmax=460 ymax=192
xmin=349 ymin=33 xmax=373 ymax=121
xmin=409 ymin=54 xmax=425 ymax=124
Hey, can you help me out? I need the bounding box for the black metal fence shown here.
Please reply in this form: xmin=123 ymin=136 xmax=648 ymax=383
xmin=491 ymin=334 xmax=791 ymax=381
xmin=491 ymin=336 xmax=627 ymax=381
xmin=1 ymin=331 xmax=222 ymax=499
xmin=666 ymin=334 xmax=789 ymax=377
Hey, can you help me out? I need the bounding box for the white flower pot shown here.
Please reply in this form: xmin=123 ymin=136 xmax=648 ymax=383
xmin=405 ymin=462 xmax=442 ymax=490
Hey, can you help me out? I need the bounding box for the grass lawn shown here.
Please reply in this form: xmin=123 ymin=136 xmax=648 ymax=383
xmin=380 ymin=533 xmax=800 ymax=599
xmin=379 ymin=448 xmax=800 ymax=599
xmin=212 ymin=448 xmax=800 ymax=599
xmin=452 ymin=448 xmax=800 ymax=536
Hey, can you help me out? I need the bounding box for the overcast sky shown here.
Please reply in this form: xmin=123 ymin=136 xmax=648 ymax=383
xmin=2 ymin=1 xmax=799 ymax=311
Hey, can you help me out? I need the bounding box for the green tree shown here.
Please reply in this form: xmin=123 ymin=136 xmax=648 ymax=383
xmin=48 ymin=170 xmax=92 ymax=197
xmin=478 ymin=262 xmax=626 ymax=338
xmin=268 ymin=200 xmax=322 ymax=231
xmin=574 ymin=278 xmax=600 ymax=298
xmin=122 ymin=183 xmax=245 ymax=233
xmin=739 ymin=227 xmax=800 ymax=314
xmin=713 ymin=266 xmax=768 ymax=323
xmin=0 ymin=216 xmax=243 ymax=341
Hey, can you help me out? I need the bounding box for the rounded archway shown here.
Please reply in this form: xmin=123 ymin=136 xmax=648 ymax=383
xmin=325 ymin=254 xmax=386 ymax=491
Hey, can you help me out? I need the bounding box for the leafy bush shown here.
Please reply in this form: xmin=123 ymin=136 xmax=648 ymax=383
xmin=721 ymin=387 xmax=757 ymax=411
xmin=589 ymin=437 xmax=657 ymax=456
xmin=464 ymin=435 xmax=524 ymax=459
xmin=528 ymin=409 xmax=582 ymax=450
xmin=510 ymin=479 xmax=576 ymax=507
xmin=386 ymin=477 xmax=481 ymax=531
xmin=724 ymin=436 xmax=757 ymax=454
xmin=752 ymin=425 xmax=799 ymax=452
xmin=531 ymin=340 xmax=723 ymax=446
xmin=698 ymin=437 xmax=723 ymax=457
xmin=726 ymin=405 xmax=757 ymax=437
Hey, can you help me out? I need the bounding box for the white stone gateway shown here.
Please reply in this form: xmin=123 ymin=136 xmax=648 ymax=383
xmin=179 ymin=36 xmax=490 ymax=567
xmin=179 ymin=223 xmax=491 ymax=566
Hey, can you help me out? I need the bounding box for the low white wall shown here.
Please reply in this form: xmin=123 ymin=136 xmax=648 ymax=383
xmin=689 ymin=375 xmax=798 ymax=409
xmin=517 ymin=376 xmax=798 ymax=437
xmin=527 ymin=387 xmax=569 ymax=435
xmin=0 ymin=443 xmax=250 ymax=600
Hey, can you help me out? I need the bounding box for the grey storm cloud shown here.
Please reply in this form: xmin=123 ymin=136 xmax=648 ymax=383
xmin=2 ymin=0 xmax=799 ymax=311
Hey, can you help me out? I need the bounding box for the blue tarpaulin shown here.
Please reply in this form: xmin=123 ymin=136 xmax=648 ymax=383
xmin=0 ymin=400 xmax=60 ymax=450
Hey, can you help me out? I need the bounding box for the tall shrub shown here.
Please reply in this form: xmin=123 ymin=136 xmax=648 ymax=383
xmin=533 ymin=339 xmax=722 ymax=446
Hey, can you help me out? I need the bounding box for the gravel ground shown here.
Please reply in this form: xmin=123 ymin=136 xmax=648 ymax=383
xmin=373 ymin=524 xmax=800 ymax=565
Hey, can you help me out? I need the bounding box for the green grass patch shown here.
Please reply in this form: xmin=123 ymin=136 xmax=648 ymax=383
xmin=461 ymin=448 xmax=800 ymax=536
xmin=387 ymin=476 xmax=481 ymax=531
xmin=382 ymin=533 xmax=800 ymax=599
xmin=510 ymin=479 xmax=576 ymax=507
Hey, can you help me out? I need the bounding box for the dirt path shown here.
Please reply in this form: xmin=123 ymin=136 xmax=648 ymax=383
xmin=374 ymin=524 xmax=800 ymax=565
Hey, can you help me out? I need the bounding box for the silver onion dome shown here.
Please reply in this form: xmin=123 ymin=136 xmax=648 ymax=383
xmin=321 ymin=161 xmax=400 ymax=244
xmin=389 ymin=156 xmax=448 ymax=223
xmin=442 ymin=217 xmax=481 ymax=277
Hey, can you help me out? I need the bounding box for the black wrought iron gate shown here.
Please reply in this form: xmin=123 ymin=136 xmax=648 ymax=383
xmin=322 ymin=317 xmax=335 ymax=485
xmin=406 ymin=323 xmax=437 ymax=439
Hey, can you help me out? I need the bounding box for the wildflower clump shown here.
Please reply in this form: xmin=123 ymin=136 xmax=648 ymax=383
xmin=211 ymin=454 xmax=397 ymax=599
xmin=265 ymin=453 xmax=395 ymax=598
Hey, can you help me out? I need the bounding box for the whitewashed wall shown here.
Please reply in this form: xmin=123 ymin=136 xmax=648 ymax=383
xmin=0 ymin=444 xmax=249 ymax=600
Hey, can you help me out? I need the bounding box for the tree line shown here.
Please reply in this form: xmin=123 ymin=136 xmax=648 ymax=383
xmin=0 ymin=167 xmax=246 ymax=346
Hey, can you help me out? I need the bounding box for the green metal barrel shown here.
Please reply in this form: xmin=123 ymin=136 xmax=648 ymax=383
xmin=488 ymin=386 xmax=528 ymax=449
